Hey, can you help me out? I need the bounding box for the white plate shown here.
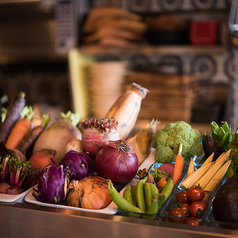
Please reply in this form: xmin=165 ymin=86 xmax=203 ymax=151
xmin=24 ymin=186 xmax=119 ymax=214
xmin=24 ymin=149 xmax=155 ymax=215
xmin=0 ymin=186 xmax=33 ymax=203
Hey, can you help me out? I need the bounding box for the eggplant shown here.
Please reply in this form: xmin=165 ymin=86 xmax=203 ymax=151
xmin=202 ymin=133 xmax=223 ymax=161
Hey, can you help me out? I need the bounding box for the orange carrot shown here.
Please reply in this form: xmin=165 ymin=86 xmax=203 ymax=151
xmin=172 ymin=143 xmax=184 ymax=186
xmin=5 ymin=106 xmax=34 ymax=149
xmin=17 ymin=114 xmax=51 ymax=153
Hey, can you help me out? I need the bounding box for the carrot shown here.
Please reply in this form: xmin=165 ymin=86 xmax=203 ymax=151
xmin=17 ymin=114 xmax=51 ymax=153
xmin=172 ymin=143 xmax=184 ymax=186
xmin=0 ymin=92 xmax=26 ymax=144
xmin=5 ymin=106 xmax=34 ymax=149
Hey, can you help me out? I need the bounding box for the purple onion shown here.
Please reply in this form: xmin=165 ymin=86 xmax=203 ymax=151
xmin=95 ymin=140 xmax=138 ymax=185
xmin=60 ymin=150 xmax=93 ymax=181
xmin=33 ymin=163 xmax=68 ymax=204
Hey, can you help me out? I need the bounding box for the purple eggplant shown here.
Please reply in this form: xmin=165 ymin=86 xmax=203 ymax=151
xmin=202 ymin=133 xmax=223 ymax=161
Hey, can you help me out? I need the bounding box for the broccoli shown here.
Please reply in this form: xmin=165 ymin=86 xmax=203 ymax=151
xmin=153 ymin=121 xmax=203 ymax=163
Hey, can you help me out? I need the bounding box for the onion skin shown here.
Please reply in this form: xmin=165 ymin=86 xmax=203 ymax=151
xmin=60 ymin=150 xmax=93 ymax=181
xmin=95 ymin=140 xmax=138 ymax=185
xmin=82 ymin=127 xmax=120 ymax=158
xmin=67 ymin=176 xmax=112 ymax=210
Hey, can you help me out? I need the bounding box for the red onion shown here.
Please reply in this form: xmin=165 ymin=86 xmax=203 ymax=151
xmin=95 ymin=140 xmax=138 ymax=184
xmin=80 ymin=118 xmax=120 ymax=158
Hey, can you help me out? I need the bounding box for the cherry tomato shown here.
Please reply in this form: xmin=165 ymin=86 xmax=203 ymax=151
xmin=179 ymin=203 xmax=190 ymax=216
xmin=201 ymin=200 xmax=208 ymax=211
xmin=175 ymin=190 xmax=190 ymax=204
xmin=187 ymin=186 xmax=205 ymax=203
xmin=168 ymin=207 xmax=185 ymax=223
xmin=185 ymin=217 xmax=200 ymax=226
xmin=189 ymin=201 xmax=207 ymax=218
xmin=156 ymin=177 xmax=167 ymax=187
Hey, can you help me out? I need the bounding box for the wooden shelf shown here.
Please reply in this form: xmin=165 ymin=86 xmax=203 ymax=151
xmin=80 ymin=44 xmax=226 ymax=56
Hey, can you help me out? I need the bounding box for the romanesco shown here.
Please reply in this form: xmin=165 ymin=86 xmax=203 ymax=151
xmin=153 ymin=121 xmax=203 ymax=163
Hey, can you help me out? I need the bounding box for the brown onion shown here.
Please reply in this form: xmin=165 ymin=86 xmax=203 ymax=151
xmin=95 ymin=140 xmax=138 ymax=184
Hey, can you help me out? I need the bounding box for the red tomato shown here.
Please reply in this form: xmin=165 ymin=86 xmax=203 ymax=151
xmin=179 ymin=203 xmax=190 ymax=216
xmin=168 ymin=207 xmax=185 ymax=223
xmin=189 ymin=201 xmax=207 ymax=218
xmin=185 ymin=217 xmax=200 ymax=226
xmin=187 ymin=186 xmax=205 ymax=203
xmin=175 ymin=190 xmax=190 ymax=204
xmin=200 ymin=200 xmax=208 ymax=211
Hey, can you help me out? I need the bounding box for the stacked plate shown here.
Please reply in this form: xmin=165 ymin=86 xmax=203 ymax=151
xmin=86 ymin=61 xmax=128 ymax=118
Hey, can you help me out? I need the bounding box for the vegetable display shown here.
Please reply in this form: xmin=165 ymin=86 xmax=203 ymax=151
xmin=2 ymin=90 xmax=238 ymax=229
xmin=153 ymin=121 xmax=203 ymax=163
xmin=95 ymin=140 xmax=138 ymax=184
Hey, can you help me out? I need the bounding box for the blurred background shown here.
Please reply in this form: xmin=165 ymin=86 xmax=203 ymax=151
xmin=0 ymin=0 xmax=236 ymax=132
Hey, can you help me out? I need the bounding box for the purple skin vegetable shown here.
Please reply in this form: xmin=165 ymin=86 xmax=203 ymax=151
xmin=60 ymin=150 xmax=93 ymax=181
xmin=33 ymin=160 xmax=69 ymax=204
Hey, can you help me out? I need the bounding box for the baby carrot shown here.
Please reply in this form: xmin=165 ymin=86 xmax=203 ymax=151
xmin=0 ymin=92 xmax=26 ymax=144
xmin=17 ymin=114 xmax=51 ymax=153
xmin=5 ymin=106 xmax=34 ymax=149
xmin=172 ymin=143 xmax=184 ymax=186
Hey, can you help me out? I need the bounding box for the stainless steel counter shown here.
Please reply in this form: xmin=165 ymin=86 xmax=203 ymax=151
xmin=0 ymin=198 xmax=238 ymax=238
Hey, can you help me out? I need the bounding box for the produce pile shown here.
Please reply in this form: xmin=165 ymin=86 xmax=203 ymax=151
xmin=1 ymin=84 xmax=238 ymax=228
